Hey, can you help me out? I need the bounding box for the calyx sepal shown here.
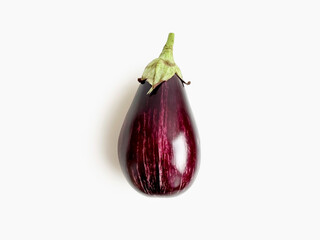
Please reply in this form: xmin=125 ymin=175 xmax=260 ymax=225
xmin=139 ymin=33 xmax=188 ymax=94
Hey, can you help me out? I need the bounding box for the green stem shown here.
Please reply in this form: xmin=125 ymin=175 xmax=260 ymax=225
xmin=159 ymin=33 xmax=175 ymax=63
xmin=140 ymin=33 xmax=183 ymax=94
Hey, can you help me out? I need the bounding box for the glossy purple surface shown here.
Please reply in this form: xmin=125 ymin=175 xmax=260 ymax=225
xmin=118 ymin=75 xmax=200 ymax=195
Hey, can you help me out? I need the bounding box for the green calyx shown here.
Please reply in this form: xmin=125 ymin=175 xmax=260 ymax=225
xmin=139 ymin=33 xmax=184 ymax=94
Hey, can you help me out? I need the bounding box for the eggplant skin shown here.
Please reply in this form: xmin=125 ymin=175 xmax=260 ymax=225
xmin=118 ymin=75 xmax=200 ymax=195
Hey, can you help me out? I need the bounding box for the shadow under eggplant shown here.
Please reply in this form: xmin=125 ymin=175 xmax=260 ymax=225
xmin=102 ymin=80 xmax=138 ymax=176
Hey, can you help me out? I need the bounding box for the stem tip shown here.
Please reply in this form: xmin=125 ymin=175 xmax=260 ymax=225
xmin=165 ymin=33 xmax=175 ymax=49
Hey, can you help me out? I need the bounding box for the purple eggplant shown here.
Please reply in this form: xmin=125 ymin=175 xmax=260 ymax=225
xmin=118 ymin=33 xmax=200 ymax=196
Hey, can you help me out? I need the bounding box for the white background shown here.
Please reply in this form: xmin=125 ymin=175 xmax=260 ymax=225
xmin=0 ymin=0 xmax=319 ymax=239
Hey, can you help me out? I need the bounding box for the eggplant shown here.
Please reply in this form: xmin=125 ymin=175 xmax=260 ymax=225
xmin=118 ymin=33 xmax=200 ymax=196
